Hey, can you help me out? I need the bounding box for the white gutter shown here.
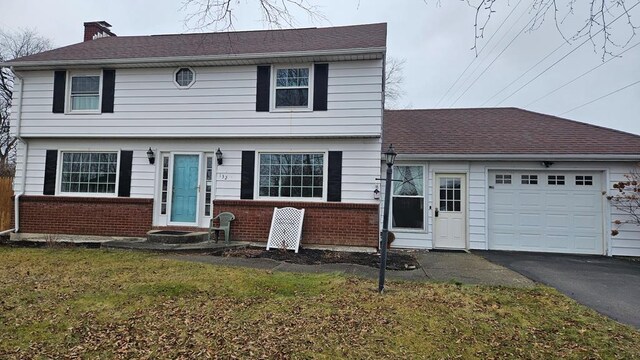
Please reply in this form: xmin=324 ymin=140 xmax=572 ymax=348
xmin=386 ymin=153 xmax=640 ymax=161
xmin=3 ymin=47 xmax=387 ymax=69
xmin=10 ymin=67 xmax=26 ymax=233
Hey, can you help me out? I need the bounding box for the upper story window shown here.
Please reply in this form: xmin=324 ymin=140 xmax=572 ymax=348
xmin=274 ymin=67 xmax=310 ymax=108
xmin=174 ymin=67 xmax=195 ymax=88
xmin=70 ymin=74 xmax=101 ymax=112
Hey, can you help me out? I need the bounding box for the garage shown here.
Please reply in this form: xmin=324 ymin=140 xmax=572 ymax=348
xmin=488 ymin=170 xmax=605 ymax=255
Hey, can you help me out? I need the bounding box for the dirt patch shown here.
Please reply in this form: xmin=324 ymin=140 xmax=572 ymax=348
xmin=212 ymin=247 xmax=420 ymax=271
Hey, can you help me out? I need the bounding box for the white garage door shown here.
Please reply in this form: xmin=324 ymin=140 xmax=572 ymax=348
xmin=488 ymin=170 xmax=604 ymax=255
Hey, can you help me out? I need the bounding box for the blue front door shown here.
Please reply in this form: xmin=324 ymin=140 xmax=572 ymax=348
xmin=171 ymin=154 xmax=199 ymax=223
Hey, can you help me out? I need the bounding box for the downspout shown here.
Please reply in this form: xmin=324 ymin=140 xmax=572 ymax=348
xmin=10 ymin=67 xmax=27 ymax=233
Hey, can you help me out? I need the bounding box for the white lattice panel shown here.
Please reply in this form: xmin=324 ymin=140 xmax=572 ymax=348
xmin=266 ymin=207 xmax=305 ymax=253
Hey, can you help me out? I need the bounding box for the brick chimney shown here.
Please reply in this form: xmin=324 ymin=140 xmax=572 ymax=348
xmin=83 ymin=21 xmax=116 ymax=42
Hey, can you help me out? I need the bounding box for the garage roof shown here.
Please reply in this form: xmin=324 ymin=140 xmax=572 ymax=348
xmin=383 ymin=108 xmax=640 ymax=156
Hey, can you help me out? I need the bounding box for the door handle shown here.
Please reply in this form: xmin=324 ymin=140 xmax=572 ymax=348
xmin=435 ymin=209 xmax=439 ymax=217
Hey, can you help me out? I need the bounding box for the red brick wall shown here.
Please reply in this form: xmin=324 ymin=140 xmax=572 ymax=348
xmin=16 ymin=196 xmax=153 ymax=237
xmin=213 ymin=200 xmax=379 ymax=247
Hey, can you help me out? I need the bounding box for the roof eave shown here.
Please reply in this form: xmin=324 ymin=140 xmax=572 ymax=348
xmin=3 ymin=47 xmax=386 ymax=70
xmin=389 ymin=153 xmax=640 ymax=161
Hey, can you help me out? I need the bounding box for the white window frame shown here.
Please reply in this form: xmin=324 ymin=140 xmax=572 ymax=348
xmin=173 ymin=67 xmax=196 ymax=89
xmin=56 ymin=150 xmax=120 ymax=197
xmin=390 ymin=164 xmax=426 ymax=231
xmin=255 ymin=151 xmax=327 ymax=202
xmin=270 ymin=64 xmax=314 ymax=112
xmin=66 ymin=70 xmax=103 ymax=114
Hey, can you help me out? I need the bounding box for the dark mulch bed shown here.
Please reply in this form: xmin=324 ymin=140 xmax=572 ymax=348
xmin=212 ymin=246 xmax=420 ymax=271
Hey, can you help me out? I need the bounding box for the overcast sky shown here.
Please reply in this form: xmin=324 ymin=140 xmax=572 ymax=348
xmin=2 ymin=0 xmax=639 ymax=134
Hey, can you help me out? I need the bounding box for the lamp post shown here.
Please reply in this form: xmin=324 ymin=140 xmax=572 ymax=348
xmin=379 ymin=144 xmax=397 ymax=293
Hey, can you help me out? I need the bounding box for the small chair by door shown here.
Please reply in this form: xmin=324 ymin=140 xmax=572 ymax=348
xmin=209 ymin=212 xmax=235 ymax=244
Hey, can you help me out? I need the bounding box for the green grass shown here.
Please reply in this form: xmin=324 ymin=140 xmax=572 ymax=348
xmin=0 ymin=248 xmax=638 ymax=359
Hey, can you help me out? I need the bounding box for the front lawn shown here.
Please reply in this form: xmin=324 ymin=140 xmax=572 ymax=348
xmin=0 ymin=248 xmax=638 ymax=359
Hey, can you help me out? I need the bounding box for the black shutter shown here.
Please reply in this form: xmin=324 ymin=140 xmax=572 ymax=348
xmin=43 ymin=150 xmax=58 ymax=195
xmin=118 ymin=150 xmax=133 ymax=197
xmin=52 ymin=71 xmax=66 ymax=113
xmin=101 ymin=69 xmax=116 ymax=113
xmin=256 ymin=65 xmax=271 ymax=112
xmin=313 ymin=63 xmax=328 ymax=111
xmin=327 ymin=151 xmax=342 ymax=202
xmin=240 ymin=151 xmax=255 ymax=199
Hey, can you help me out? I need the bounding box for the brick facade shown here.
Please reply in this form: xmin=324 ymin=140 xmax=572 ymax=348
xmin=213 ymin=200 xmax=379 ymax=247
xmin=15 ymin=196 xmax=153 ymax=237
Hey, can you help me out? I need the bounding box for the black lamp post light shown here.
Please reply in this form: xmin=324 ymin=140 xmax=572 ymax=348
xmin=378 ymin=144 xmax=397 ymax=293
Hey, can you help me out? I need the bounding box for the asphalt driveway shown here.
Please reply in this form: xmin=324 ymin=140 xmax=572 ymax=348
xmin=476 ymin=251 xmax=640 ymax=328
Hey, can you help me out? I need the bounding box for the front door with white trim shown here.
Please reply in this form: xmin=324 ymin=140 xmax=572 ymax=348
xmin=434 ymin=174 xmax=466 ymax=249
xmin=170 ymin=154 xmax=200 ymax=223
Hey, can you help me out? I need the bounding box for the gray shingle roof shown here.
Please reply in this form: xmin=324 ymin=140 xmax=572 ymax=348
xmin=5 ymin=23 xmax=386 ymax=65
xmin=383 ymin=108 xmax=640 ymax=155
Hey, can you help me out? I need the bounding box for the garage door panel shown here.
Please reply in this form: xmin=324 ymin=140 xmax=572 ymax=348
xmin=519 ymin=193 xmax=543 ymax=209
xmin=546 ymin=193 xmax=570 ymax=210
xmin=573 ymin=214 xmax=599 ymax=231
xmin=572 ymin=192 xmax=601 ymax=209
xmin=547 ymin=234 xmax=571 ymax=249
xmin=491 ymin=192 xmax=514 ymax=208
xmin=547 ymin=213 xmax=570 ymax=228
xmin=575 ymin=235 xmax=600 ymax=250
xmin=520 ymin=233 xmax=544 ymax=248
xmin=489 ymin=170 xmax=604 ymax=255
xmin=492 ymin=212 xmax=515 ymax=227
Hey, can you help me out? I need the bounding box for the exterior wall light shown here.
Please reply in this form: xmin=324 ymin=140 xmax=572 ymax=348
xmin=373 ymin=186 xmax=381 ymax=200
xmin=216 ymin=148 xmax=223 ymax=165
xmin=147 ymin=147 xmax=155 ymax=165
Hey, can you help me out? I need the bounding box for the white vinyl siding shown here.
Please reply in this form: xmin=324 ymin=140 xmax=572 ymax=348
xmin=13 ymin=60 xmax=383 ymax=138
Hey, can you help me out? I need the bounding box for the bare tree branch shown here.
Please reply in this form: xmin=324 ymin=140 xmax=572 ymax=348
xmin=0 ymin=28 xmax=52 ymax=175
xmin=384 ymin=57 xmax=407 ymax=109
xmin=181 ymin=0 xmax=327 ymax=31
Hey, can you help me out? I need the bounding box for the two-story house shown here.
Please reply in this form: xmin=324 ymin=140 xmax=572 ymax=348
xmin=6 ymin=21 xmax=640 ymax=257
xmin=5 ymin=21 xmax=386 ymax=247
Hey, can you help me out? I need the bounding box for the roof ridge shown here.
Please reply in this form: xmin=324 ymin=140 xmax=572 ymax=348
xmin=141 ymin=22 xmax=387 ymax=38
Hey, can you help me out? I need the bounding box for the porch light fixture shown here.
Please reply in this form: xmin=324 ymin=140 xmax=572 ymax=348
xmin=146 ymin=147 xmax=155 ymax=165
xmin=216 ymin=148 xmax=223 ymax=165
xmin=373 ymin=186 xmax=380 ymax=200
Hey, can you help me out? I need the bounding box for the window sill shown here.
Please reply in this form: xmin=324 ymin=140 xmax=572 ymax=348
xmin=57 ymin=192 xmax=118 ymax=198
xmin=255 ymin=196 xmax=325 ymax=202
xmin=270 ymin=107 xmax=313 ymax=113
xmin=65 ymin=110 xmax=102 ymax=115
